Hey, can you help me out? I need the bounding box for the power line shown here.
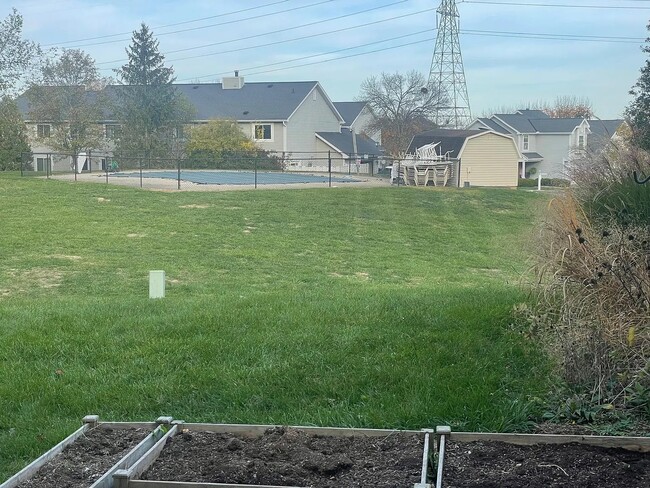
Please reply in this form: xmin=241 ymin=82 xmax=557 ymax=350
xmin=181 ymin=27 xmax=645 ymax=81
xmin=96 ymin=6 xmax=438 ymax=69
xmin=178 ymin=29 xmax=436 ymax=81
xmin=462 ymin=1 xmax=650 ymax=9
xmin=41 ymin=0 xmax=291 ymax=47
xmin=61 ymin=0 xmax=341 ymax=49
xmin=96 ymin=1 xmax=412 ymax=67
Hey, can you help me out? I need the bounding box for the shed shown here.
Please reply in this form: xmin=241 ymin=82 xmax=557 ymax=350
xmin=406 ymin=129 xmax=521 ymax=187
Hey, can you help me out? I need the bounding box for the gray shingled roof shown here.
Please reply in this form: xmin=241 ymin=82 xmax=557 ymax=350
xmin=516 ymin=109 xmax=549 ymax=118
xmin=522 ymin=151 xmax=544 ymax=161
xmin=17 ymin=81 xmax=336 ymax=122
xmin=493 ymin=114 xmax=539 ymax=133
xmin=587 ymin=119 xmax=624 ymax=151
xmin=407 ymin=129 xmax=483 ymax=158
xmin=316 ymin=128 xmax=382 ymax=157
xmin=333 ymin=102 xmax=366 ymax=126
xmin=529 ymin=117 xmax=584 ymax=133
xmin=476 ymin=117 xmax=511 ymax=134
xmin=172 ymin=82 xmax=324 ymax=121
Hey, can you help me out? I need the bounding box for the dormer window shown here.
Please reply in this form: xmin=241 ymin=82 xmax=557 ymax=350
xmin=578 ymin=135 xmax=585 ymax=149
xmin=523 ymin=134 xmax=529 ymax=151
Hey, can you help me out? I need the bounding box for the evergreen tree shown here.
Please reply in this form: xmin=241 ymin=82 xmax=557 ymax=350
xmin=626 ymin=22 xmax=650 ymax=151
xmin=114 ymin=23 xmax=192 ymax=164
xmin=0 ymin=96 xmax=31 ymax=170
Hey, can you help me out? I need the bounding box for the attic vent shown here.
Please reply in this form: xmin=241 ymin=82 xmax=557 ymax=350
xmin=243 ymin=111 xmax=249 ymax=115
xmin=267 ymin=84 xmax=273 ymax=88
xmin=192 ymin=85 xmax=199 ymax=89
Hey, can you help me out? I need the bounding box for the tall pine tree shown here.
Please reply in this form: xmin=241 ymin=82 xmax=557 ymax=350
xmin=114 ymin=24 xmax=192 ymax=164
xmin=626 ymin=22 xmax=650 ymax=151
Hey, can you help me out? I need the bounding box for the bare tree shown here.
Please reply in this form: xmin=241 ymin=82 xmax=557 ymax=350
xmin=542 ymin=96 xmax=593 ymax=119
xmin=28 ymin=49 xmax=110 ymax=170
xmin=481 ymin=96 xmax=593 ymax=119
xmin=358 ymin=71 xmax=444 ymax=157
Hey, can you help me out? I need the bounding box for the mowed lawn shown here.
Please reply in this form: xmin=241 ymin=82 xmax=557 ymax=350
xmin=0 ymin=175 xmax=551 ymax=480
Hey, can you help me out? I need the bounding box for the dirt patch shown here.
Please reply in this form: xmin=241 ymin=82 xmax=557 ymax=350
xmin=16 ymin=427 xmax=149 ymax=488
xmin=142 ymin=427 xmax=424 ymax=487
xmin=126 ymin=233 xmax=146 ymax=238
xmin=443 ymin=440 xmax=650 ymax=487
xmin=6 ymin=268 xmax=63 ymax=291
xmin=179 ymin=204 xmax=210 ymax=209
xmin=48 ymin=254 xmax=83 ymax=261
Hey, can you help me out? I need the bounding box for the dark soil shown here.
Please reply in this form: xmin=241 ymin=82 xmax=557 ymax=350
xmin=142 ymin=427 xmax=424 ymax=487
xmin=443 ymin=440 xmax=650 ymax=488
xmin=16 ymin=426 xmax=149 ymax=488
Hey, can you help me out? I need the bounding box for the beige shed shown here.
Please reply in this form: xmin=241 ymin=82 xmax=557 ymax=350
xmin=406 ymin=129 xmax=521 ymax=187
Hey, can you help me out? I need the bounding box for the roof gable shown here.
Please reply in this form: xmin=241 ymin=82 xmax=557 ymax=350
xmin=407 ymin=129 xmax=483 ymax=158
xmin=333 ymin=101 xmax=367 ymax=126
xmin=316 ymin=128 xmax=382 ymax=157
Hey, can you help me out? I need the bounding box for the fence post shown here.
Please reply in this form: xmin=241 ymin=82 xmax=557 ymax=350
xmin=105 ymin=157 xmax=109 ymax=184
xmin=47 ymin=153 xmax=51 ymax=178
xmin=397 ymin=161 xmax=401 ymax=187
xmin=254 ymin=156 xmax=258 ymax=189
xmin=177 ymin=158 xmax=181 ymax=190
xmin=88 ymin=150 xmax=92 ymax=174
xmin=328 ymin=150 xmax=332 ymax=188
xmin=74 ymin=155 xmax=78 ymax=182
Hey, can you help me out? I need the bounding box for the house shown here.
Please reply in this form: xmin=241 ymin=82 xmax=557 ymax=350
xmin=333 ymin=101 xmax=380 ymax=143
xmin=468 ymin=110 xmax=624 ymax=179
xmin=17 ymin=74 xmax=384 ymax=174
xmin=314 ymin=128 xmax=383 ymax=174
xmin=403 ymin=129 xmax=521 ymax=187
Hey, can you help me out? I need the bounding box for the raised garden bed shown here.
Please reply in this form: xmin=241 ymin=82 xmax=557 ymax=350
xmin=1 ymin=416 xmax=165 ymax=488
xmin=4 ymin=417 xmax=650 ymax=488
xmin=439 ymin=430 xmax=650 ymax=488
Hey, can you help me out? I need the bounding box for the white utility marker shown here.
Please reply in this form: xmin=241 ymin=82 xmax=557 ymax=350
xmin=149 ymin=270 xmax=165 ymax=299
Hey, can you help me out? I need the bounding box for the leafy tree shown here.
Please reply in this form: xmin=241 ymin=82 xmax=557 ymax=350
xmin=0 ymin=96 xmax=31 ymax=170
xmin=114 ymin=23 xmax=193 ymax=164
xmin=626 ymin=21 xmax=650 ymax=151
xmin=27 ymin=49 xmax=108 ymax=171
xmin=186 ymin=120 xmax=280 ymax=170
xmin=358 ymin=71 xmax=443 ymax=157
xmin=0 ymin=8 xmax=40 ymax=97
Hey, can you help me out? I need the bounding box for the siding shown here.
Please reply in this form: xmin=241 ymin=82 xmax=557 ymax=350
xmin=459 ymin=133 xmax=519 ymax=187
xmin=285 ymin=86 xmax=341 ymax=154
xmin=350 ymin=106 xmax=380 ymax=144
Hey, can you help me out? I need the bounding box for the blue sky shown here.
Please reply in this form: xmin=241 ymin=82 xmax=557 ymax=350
xmin=7 ymin=0 xmax=650 ymax=119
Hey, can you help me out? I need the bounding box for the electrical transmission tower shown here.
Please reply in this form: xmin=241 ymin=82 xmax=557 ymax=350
xmin=429 ymin=0 xmax=472 ymax=129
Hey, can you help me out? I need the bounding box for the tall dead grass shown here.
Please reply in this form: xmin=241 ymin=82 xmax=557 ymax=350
xmin=533 ymin=141 xmax=650 ymax=410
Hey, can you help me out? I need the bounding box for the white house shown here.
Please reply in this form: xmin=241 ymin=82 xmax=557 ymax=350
xmin=468 ymin=110 xmax=624 ymax=179
xmin=16 ymin=74 xmax=384 ymax=173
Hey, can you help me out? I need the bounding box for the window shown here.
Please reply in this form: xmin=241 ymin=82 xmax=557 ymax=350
xmin=172 ymin=126 xmax=185 ymax=139
xmin=105 ymin=124 xmax=121 ymax=139
xmin=523 ymin=134 xmax=529 ymax=151
xmin=253 ymin=124 xmax=272 ymax=141
xmin=578 ymin=135 xmax=585 ymax=149
xmin=37 ymin=124 xmax=50 ymax=138
xmin=36 ymin=157 xmax=50 ymax=172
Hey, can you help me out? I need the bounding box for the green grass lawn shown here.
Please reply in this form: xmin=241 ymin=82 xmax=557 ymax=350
xmin=0 ymin=174 xmax=551 ymax=480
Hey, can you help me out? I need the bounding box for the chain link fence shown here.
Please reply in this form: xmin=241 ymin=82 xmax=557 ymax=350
xmin=21 ymin=150 xmax=406 ymax=190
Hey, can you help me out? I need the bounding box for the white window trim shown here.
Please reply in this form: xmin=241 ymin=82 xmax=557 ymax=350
xmin=252 ymin=123 xmax=273 ymax=142
xmin=522 ymin=134 xmax=529 ymax=151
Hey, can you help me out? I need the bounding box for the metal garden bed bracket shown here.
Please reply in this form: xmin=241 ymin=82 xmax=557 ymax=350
xmin=435 ymin=425 xmax=451 ymax=488
xmin=413 ymin=428 xmax=435 ymax=488
xmin=113 ymin=423 xmax=180 ymax=488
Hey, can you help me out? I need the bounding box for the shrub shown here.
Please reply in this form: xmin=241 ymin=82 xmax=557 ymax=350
xmin=530 ymin=143 xmax=650 ymax=415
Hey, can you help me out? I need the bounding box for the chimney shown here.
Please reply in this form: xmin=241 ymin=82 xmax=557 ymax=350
xmin=223 ymin=70 xmax=244 ymax=89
